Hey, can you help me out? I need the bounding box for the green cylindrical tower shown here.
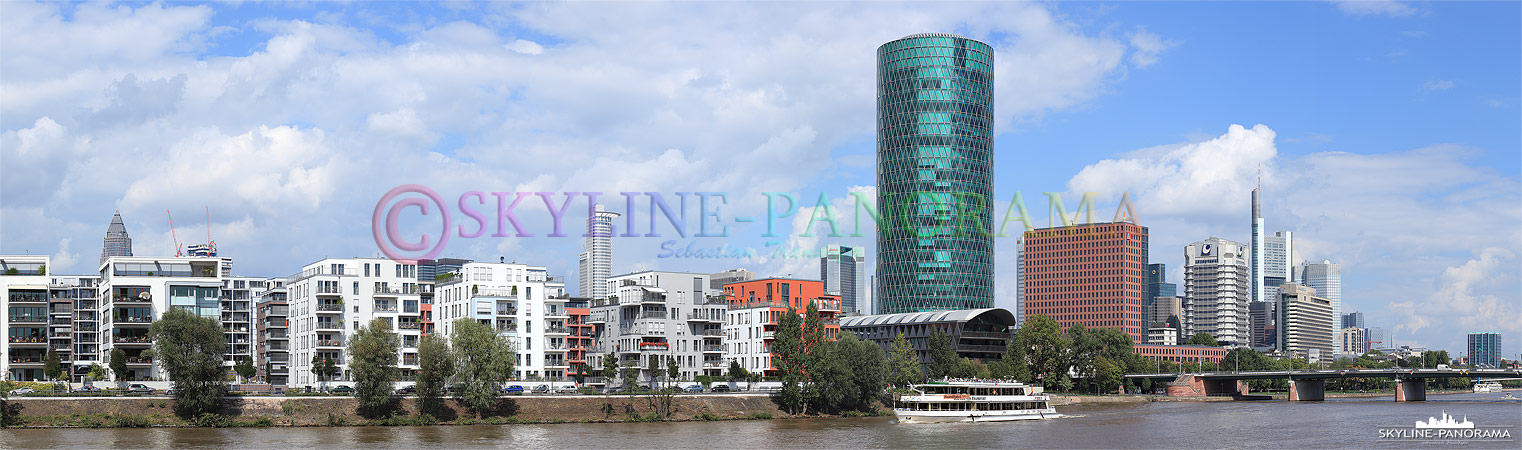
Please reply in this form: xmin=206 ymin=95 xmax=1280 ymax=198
xmin=875 ymin=33 xmax=995 ymax=314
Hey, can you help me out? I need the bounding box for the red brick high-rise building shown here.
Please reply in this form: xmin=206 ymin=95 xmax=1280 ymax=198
xmin=1023 ymin=222 xmax=1150 ymax=342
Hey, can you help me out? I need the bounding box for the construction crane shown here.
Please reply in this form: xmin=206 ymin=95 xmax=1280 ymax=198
xmin=204 ymin=206 xmax=217 ymax=256
xmin=166 ymin=210 xmax=183 ymax=257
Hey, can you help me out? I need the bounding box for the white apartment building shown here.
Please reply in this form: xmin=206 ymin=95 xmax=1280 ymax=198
xmin=434 ymin=261 xmax=572 ymax=380
xmin=590 ymin=271 xmax=724 ymax=385
xmin=3 ymin=255 xmax=55 ymax=381
xmin=286 ymin=258 xmax=424 ymax=387
xmin=1184 ymin=237 xmax=1250 ymax=347
xmin=95 ymin=256 xmax=231 ymax=384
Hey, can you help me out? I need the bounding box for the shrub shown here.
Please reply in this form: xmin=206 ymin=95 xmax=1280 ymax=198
xmin=693 ymin=412 xmax=720 ymax=421
xmin=744 ymin=412 xmax=773 ymax=420
xmin=112 ymin=415 xmax=152 ymax=428
xmin=193 ymin=413 xmax=230 ymax=428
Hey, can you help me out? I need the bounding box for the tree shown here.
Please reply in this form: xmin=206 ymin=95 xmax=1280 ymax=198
xmin=726 ymin=360 xmax=749 ymax=383
xmin=833 ymin=332 xmax=887 ymax=412
xmin=887 ymin=333 xmax=922 ymax=389
xmin=349 ymin=318 xmax=400 ymax=418
xmin=1066 ymin=323 xmax=1102 ymax=387
xmin=773 ymin=306 xmax=806 ymax=413
xmin=149 ymin=307 xmax=229 ymax=418
xmin=1093 ymin=356 xmax=1123 ymax=394
xmin=43 ymin=350 xmax=63 ymax=384
xmin=311 ymin=353 xmax=339 ymax=389
xmin=1185 ymin=332 xmax=1218 ymax=347
xmin=798 ymin=303 xmax=826 ymax=413
xmin=87 ymin=364 xmax=108 ymax=384
xmin=989 ymin=336 xmax=1033 ymax=382
xmin=601 ymin=355 xmax=620 ymax=388
xmin=450 ymin=318 xmax=514 ymax=417
xmin=234 ymin=358 xmax=257 ymax=383
xmin=1015 ymin=315 xmax=1071 ymax=390
xmin=109 ymin=348 xmax=128 ymax=387
xmin=1 ymin=381 xmax=23 ymax=427
xmin=416 ymin=333 xmax=453 ymax=418
xmin=926 ymin=328 xmax=959 ymax=380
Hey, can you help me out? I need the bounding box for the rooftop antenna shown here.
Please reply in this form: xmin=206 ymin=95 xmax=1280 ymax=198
xmin=166 ymin=210 xmax=183 ymax=257
xmin=1257 ymin=163 xmax=1262 ymax=190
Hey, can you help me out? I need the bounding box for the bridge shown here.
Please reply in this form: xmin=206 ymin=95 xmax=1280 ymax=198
xmin=1124 ymin=368 xmax=1522 ymax=402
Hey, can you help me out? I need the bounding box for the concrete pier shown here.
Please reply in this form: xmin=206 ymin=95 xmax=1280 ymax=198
xmin=1288 ymin=379 xmax=1325 ymax=401
xmin=1394 ymin=379 xmax=1426 ymax=402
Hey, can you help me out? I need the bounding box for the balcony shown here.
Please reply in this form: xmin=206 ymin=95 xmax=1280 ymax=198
xmin=703 ymin=361 xmax=726 ymax=369
xmin=112 ymin=336 xmax=152 ymax=346
xmin=316 ymin=304 xmax=343 ymax=313
xmin=8 ymin=357 xmax=44 ymax=365
xmin=316 ymin=322 xmax=343 ymax=330
xmin=637 ymin=341 xmax=670 ymax=351
xmin=544 ymin=308 xmax=568 ymax=318
xmin=398 ymin=322 xmax=421 ymax=330
xmin=700 ymin=329 xmax=723 ymax=337
xmin=686 ymin=312 xmax=723 ymax=322
xmin=703 ymin=345 xmax=723 ymax=353
xmin=316 ymin=339 xmax=345 ymax=348
xmin=373 ymin=303 xmax=399 ymax=313
xmin=496 ymin=308 xmax=518 ymax=316
xmin=960 ymin=330 xmax=1011 ymax=339
xmin=126 ymin=357 xmax=153 ymax=365
xmin=545 ymin=326 xmax=569 ymax=335
xmin=374 ymin=286 xmax=411 ymax=297
xmin=473 ymin=288 xmax=517 ymax=299
xmin=315 ymin=285 xmax=343 ymax=296
xmin=113 ymin=295 xmax=151 ymax=304
xmin=815 ymin=300 xmax=841 ymax=312
xmin=762 ymin=331 xmax=775 ymax=340
xmin=8 ymin=315 xmax=46 ymax=324
xmin=546 ymin=343 xmax=569 ymax=351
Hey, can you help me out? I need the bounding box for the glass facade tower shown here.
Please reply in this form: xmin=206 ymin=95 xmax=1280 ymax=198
xmin=875 ymin=33 xmax=995 ymax=314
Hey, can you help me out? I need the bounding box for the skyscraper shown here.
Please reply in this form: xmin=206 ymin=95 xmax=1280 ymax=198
xmin=1024 ymin=222 xmax=1151 ymax=342
xmin=1262 ymin=231 xmax=1293 ymax=299
xmin=1148 ymin=263 xmax=1178 ymax=300
xmin=578 ymin=205 xmax=619 ymax=299
xmin=1295 ymin=260 xmax=1342 ymax=336
xmin=1278 ymin=283 xmax=1335 ymax=362
xmin=1341 ymin=312 xmax=1365 ymax=330
xmin=100 ymin=210 xmax=133 ymax=264
xmin=1184 ymin=237 xmax=1250 ymax=346
xmin=1467 ymin=332 xmax=1502 ymax=368
xmin=1014 ymin=240 xmax=1025 ymax=326
xmin=820 ymin=245 xmax=865 ymax=315
xmin=875 ymin=33 xmax=995 ymax=314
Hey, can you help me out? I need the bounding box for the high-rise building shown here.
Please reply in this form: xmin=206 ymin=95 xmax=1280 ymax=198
xmin=1295 ymin=260 xmax=1342 ymax=336
xmin=1148 ymin=296 xmax=1183 ymax=345
xmin=1250 ymin=186 xmax=1264 ymax=304
xmin=1277 ymin=283 xmax=1335 ymax=362
xmin=1249 ymin=300 xmax=1278 ymax=349
xmin=820 ymin=245 xmax=865 ymax=315
xmin=592 ymin=271 xmax=726 ymax=383
xmin=579 ymin=205 xmax=619 ymax=300
xmin=1341 ymin=312 xmax=1365 ymax=330
xmin=1467 ymin=332 xmax=1503 ymax=368
xmin=1014 ymin=240 xmax=1025 ymax=326
xmin=1148 ymin=263 xmax=1178 ymax=301
xmin=1367 ymin=326 xmax=1389 ymax=350
xmin=1184 ymin=237 xmax=1250 ymax=346
xmin=1340 ymin=327 xmax=1368 ymax=355
xmin=710 ymin=269 xmax=755 ymax=290
xmin=100 ymin=210 xmax=133 ymax=264
xmin=1024 ymin=222 xmax=1151 ymax=342
xmin=875 ymin=33 xmax=996 ymax=314
xmin=723 ymin=277 xmax=841 ymax=376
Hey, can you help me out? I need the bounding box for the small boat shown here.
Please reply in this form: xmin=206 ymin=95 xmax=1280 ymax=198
xmin=1473 ymin=382 xmax=1503 ymax=393
xmin=895 ymin=379 xmax=1060 ymax=423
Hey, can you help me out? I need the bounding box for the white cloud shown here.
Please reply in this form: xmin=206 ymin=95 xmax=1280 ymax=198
xmin=1422 ymin=80 xmax=1454 ymax=91
xmin=1332 ymin=1 xmax=1418 ymax=17
xmin=1128 ymin=26 xmax=1180 ymax=68
xmin=506 ymin=39 xmax=544 ymax=55
xmin=1067 ymin=124 xmax=1277 ymax=218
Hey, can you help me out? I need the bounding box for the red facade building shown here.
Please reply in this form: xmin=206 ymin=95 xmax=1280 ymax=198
xmin=1023 ymin=222 xmax=1150 ymax=343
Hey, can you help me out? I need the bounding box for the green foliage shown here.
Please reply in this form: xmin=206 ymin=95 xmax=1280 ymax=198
xmin=234 ymin=358 xmax=257 ymax=382
xmin=773 ymin=306 xmax=805 ymax=413
xmin=887 ymin=333 xmax=922 ymax=388
xmin=1185 ymin=332 xmax=1218 ymax=347
xmin=826 ymin=332 xmax=887 ymax=412
xmin=310 ymin=354 xmax=339 ymax=384
xmin=88 ymin=364 xmax=109 ymax=382
xmin=694 ymin=412 xmax=720 ymax=421
xmin=989 ymin=336 xmax=1033 ymax=382
xmin=726 ymin=360 xmax=749 ymax=382
xmin=450 ymin=318 xmax=514 ymax=417
xmin=744 ymin=412 xmax=773 ymax=420
xmin=110 ymin=348 xmax=128 ymax=383
xmin=1014 ymin=315 xmax=1072 ymax=390
xmin=925 ymin=328 xmax=959 ymax=380
xmin=1 ymin=382 xmax=25 ymax=427
xmin=112 ymin=415 xmax=152 ymax=428
xmin=1092 ymin=356 xmax=1123 ymax=393
xmin=601 ymin=354 xmax=620 ymax=387
xmin=416 ymin=333 xmax=453 ymax=418
xmin=150 ymin=307 xmax=228 ymax=418
xmin=350 ymin=318 xmax=400 ymax=418
xmin=44 ymin=349 xmax=64 ymax=382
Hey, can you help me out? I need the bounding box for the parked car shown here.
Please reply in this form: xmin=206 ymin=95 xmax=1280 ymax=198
xmin=127 ymin=384 xmax=153 ymax=394
xmin=604 ymin=386 xmax=624 ymax=394
xmin=503 ymin=385 xmax=525 ymax=394
xmin=554 ymin=385 xmax=579 ymax=394
xmin=329 ymin=385 xmax=355 ymax=394
xmin=396 ymin=385 xmax=416 ymax=395
xmin=10 ymin=387 xmax=35 ymax=395
xmin=532 ymin=385 xmax=551 ymax=394
xmin=72 ymin=385 xmax=102 ymax=393
xmin=683 ymin=384 xmax=704 ymax=393
xmin=709 ymin=384 xmax=731 ymax=393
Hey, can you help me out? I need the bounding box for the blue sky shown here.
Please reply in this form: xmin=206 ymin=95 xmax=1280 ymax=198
xmin=1 ymin=1 xmax=1517 ymax=357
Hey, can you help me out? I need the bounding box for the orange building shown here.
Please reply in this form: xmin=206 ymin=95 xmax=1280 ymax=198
xmin=1023 ymin=222 xmax=1151 ymax=343
xmin=565 ymin=297 xmax=595 ymax=379
xmin=722 ymin=278 xmax=841 ymax=376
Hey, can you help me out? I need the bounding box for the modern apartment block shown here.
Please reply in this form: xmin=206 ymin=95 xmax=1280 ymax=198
xmin=286 ymin=258 xmax=424 ymax=387
xmin=3 ymin=256 xmax=55 ymax=381
xmin=434 ymin=261 xmax=573 ymax=380
xmin=875 ymin=33 xmax=996 ymax=314
xmin=1183 ymin=237 xmax=1250 ymax=347
xmin=820 ymin=245 xmax=865 ymax=315
xmin=591 ymin=271 xmax=724 ymax=384
xmin=96 ymin=256 xmax=233 ymax=382
xmin=55 ymin=275 xmax=103 ymax=381
xmin=256 ymin=284 xmax=289 ymax=386
xmin=1340 ymin=327 xmax=1368 ymax=355
xmin=220 ymin=277 xmax=267 ymax=366
xmin=1467 ymin=332 xmax=1503 ymax=368
xmin=578 ymin=205 xmax=619 ymax=299
xmin=1277 ymin=283 xmax=1334 ymax=362
xmin=1295 ymin=260 xmax=1342 ymax=337
xmin=1023 ymin=222 xmax=1151 ymax=342
xmin=709 ymin=269 xmax=755 ymax=291
xmin=564 ymin=297 xmax=595 ymax=379
xmin=723 ymin=277 xmax=841 ymax=377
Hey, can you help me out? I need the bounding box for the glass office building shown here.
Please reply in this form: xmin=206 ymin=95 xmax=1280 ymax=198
xmin=875 ymin=33 xmax=995 ymax=314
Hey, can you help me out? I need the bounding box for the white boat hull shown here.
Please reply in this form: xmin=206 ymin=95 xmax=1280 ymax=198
xmin=894 ymin=408 xmax=1061 ymax=423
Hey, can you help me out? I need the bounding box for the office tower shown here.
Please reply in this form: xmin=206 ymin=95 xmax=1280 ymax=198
xmin=1148 ymin=296 xmax=1183 ymax=345
xmin=1467 ymin=332 xmax=1503 ymax=368
xmin=1249 ymin=300 xmax=1278 ymax=349
xmin=1341 ymin=312 xmax=1365 ymax=330
xmin=1277 ymin=283 xmax=1335 ymax=362
xmin=1250 ymin=186 xmax=1264 ymax=304
xmin=723 ymin=277 xmax=841 ymax=376
xmin=1148 ymin=263 xmax=1178 ymax=300
xmin=1184 ymin=237 xmax=1250 ymax=346
xmin=1024 ymin=222 xmax=1151 ymax=342
xmin=1295 ymin=260 xmax=1342 ymax=336
xmin=710 ymin=269 xmax=755 ymax=290
xmin=1015 ymin=240 xmax=1025 ymax=326
xmin=287 ymin=258 xmax=425 ymax=386
xmin=100 ymin=210 xmax=133 ymax=264
xmin=1367 ymin=326 xmax=1388 ymax=349
xmin=1340 ymin=327 xmax=1368 ymax=355
xmin=434 ymin=261 xmax=573 ymax=380
xmin=875 ymin=33 xmax=996 ymax=314
xmin=592 ymin=271 xmax=726 ymax=383
xmin=820 ymin=245 xmax=865 ymax=315
xmin=579 ymin=205 xmax=619 ymax=299
xmin=1261 ymin=231 xmax=1293 ymax=300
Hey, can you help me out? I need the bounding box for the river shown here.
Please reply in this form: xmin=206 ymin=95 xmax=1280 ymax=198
xmin=3 ymin=392 xmax=1518 ymax=448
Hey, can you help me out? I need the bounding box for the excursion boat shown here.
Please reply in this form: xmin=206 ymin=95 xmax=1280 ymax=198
xmin=1473 ymin=381 xmax=1503 ymax=393
xmin=895 ymin=379 xmax=1060 ymax=423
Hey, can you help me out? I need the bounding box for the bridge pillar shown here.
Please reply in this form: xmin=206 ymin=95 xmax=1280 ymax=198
xmin=1288 ymin=379 xmax=1324 ymax=401
xmin=1395 ymin=379 xmax=1426 ymax=402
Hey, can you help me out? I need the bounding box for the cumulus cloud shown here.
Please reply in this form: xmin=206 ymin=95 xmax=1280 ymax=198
xmin=1128 ymin=26 xmax=1180 ymax=68
xmin=1067 ymin=124 xmax=1277 ymax=218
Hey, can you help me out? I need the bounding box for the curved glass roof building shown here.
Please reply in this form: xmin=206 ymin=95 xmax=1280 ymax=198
xmin=875 ymin=33 xmax=995 ymax=314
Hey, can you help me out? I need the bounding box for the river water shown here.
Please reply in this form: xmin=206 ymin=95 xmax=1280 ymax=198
xmin=3 ymin=392 xmax=1518 ymax=449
